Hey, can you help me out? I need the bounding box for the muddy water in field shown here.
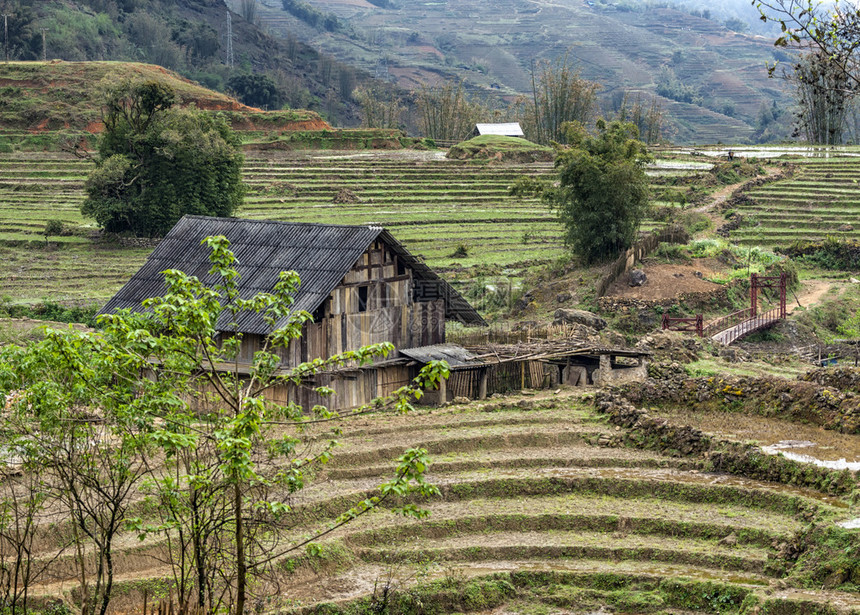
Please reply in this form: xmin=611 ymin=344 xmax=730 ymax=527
xmin=664 ymin=147 xmax=860 ymax=159
xmin=649 ymin=408 xmax=860 ymax=470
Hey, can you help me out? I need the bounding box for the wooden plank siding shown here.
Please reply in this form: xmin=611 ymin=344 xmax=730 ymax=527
xmin=229 ymin=240 xmax=445 ymax=410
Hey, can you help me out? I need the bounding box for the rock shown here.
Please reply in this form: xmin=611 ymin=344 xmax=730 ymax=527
xmin=453 ymin=396 xmax=470 ymax=405
xmin=694 ymin=271 xmax=703 ymax=278
xmin=839 ymin=224 xmax=854 ymax=232
xmin=823 ymin=570 xmax=849 ymax=589
xmin=603 ymin=331 xmax=626 ymax=347
xmin=556 ymin=291 xmax=572 ymax=303
xmin=851 ymin=278 xmax=860 ymax=284
xmin=719 ymin=347 xmax=749 ymax=363
xmin=629 ymin=269 xmax=647 ymax=287
xmin=718 ymin=533 xmax=738 ymax=548
xmin=637 ymin=309 xmax=657 ymax=329
xmin=512 ymin=291 xmax=534 ymax=314
xmin=552 ymin=308 xmax=607 ymax=330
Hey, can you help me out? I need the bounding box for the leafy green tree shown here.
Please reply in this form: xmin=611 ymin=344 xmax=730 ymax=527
xmin=227 ymin=73 xmax=284 ymax=109
xmin=43 ymin=219 xmax=63 ymax=245
xmin=0 ymin=237 xmax=446 ymax=615
xmin=82 ymin=81 xmax=244 ymax=237
xmin=0 ymin=1 xmax=39 ymax=60
xmin=550 ymin=119 xmax=651 ymax=263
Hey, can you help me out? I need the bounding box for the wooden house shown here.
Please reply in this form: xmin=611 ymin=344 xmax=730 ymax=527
xmin=100 ymin=215 xmax=486 ymax=409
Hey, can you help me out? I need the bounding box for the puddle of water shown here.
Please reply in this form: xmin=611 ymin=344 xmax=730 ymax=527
xmin=838 ymin=518 xmax=860 ymax=529
xmin=761 ymin=445 xmax=860 ymax=472
xmin=649 ymin=160 xmax=714 ymax=170
xmin=649 ymin=409 xmax=860 ymax=467
xmin=664 ymin=147 xmax=860 ymax=159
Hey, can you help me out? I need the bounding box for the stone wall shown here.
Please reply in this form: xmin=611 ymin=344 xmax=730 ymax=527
xmin=597 ymin=286 xmax=730 ymax=313
xmin=591 ymin=354 xmax=648 ymax=386
xmin=800 ymin=367 xmax=860 ymax=394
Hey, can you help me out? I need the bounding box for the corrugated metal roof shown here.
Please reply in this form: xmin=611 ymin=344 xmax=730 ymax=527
xmin=474 ymin=123 xmax=525 ymax=137
xmin=100 ymin=216 xmax=486 ymax=334
xmin=400 ymin=343 xmax=480 ymax=367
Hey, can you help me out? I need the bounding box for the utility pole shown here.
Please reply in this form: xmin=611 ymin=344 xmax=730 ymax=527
xmin=226 ymin=11 xmax=234 ymax=69
xmin=41 ymin=28 xmax=47 ymax=62
xmin=2 ymin=15 xmax=8 ymax=63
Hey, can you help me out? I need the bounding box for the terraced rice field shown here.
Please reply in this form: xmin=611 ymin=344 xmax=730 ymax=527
xmin=0 ymin=150 xmax=701 ymax=305
xmin=273 ymin=393 xmax=857 ymax=613
xmin=729 ymin=157 xmax=860 ymax=246
xmin=25 ymin=391 xmax=855 ymax=613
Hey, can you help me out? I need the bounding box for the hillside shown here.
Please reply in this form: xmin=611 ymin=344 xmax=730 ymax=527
xmin=1 ymin=0 xmax=380 ymax=126
xmin=248 ymin=0 xmax=793 ymax=144
xmin=0 ymin=61 xmax=330 ymax=134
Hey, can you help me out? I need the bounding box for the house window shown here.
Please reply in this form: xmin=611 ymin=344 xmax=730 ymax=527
xmin=312 ymin=302 xmax=326 ymax=323
xmin=358 ymin=285 xmax=368 ymax=312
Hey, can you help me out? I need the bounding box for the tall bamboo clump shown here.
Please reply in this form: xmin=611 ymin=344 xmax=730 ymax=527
xmin=792 ymin=50 xmax=851 ymax=145
xmin=416 ymin=81 xmax=486 ymax=141
xmin=616 ymin=91 xmax=665 ymax=145
xmin=355 ymin=84 xmax=405 ymax=129
xmin=523 ymin=54 xmax=600 ymax=145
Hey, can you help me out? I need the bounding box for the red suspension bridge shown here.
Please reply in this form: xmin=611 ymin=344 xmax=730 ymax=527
xmin=662 ymin=273 xmax=788 ymax=346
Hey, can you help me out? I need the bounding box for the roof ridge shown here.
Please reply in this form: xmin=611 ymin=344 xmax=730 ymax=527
xmin=180 ymin=215 xmax=384 ymax=232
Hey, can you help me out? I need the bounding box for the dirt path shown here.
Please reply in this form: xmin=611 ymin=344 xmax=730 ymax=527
xmin=691 ymin=166 xmax=782 ymax=238
xmin=790 ymin=279 xmax=846 ymax=314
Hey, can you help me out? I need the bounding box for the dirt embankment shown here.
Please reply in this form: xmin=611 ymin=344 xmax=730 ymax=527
xmin=604 ymin=262 xmax=722 ymax=301
xmin=622 ymin=366 xmax=860 ymax=435
xmin=594 ymin=390 xmax=856 ymax=495
xmin=446 ymin=145 xmax=555 ymax=163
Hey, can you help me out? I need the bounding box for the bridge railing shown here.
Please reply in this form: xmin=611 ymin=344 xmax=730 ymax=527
xmin=703 ymin=308 xmax=752 ymax=337
xmin=728 ymin=307 xmax=782 ymax=339
xmin=661 ymin=314 xmax=704 ymax=337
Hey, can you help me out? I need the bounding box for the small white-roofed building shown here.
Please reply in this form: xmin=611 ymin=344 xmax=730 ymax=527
xmin=471 ymin=122 xmax=525 ymax=138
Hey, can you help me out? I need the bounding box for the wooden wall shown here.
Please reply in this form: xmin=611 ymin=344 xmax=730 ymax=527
xmin=259 ymin=364 xmax=413 ymax=411
xmin=224 ymin=239 xmax=449 ymax=410
xmin=236 ymin=239 xmax=446 ymax=369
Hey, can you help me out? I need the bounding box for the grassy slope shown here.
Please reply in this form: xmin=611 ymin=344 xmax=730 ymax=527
xmin=451 ymin=135 xmax=552 ymax=151
xmin=0 ymin=61 xmax=327 ymax=133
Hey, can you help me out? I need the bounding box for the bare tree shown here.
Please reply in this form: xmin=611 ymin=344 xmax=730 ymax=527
xmin=43 ymin=419 xmax=150 ymax=615
xmin=354 ymin=84 xmax=405 ymax=129
xmin=757 ymin=0 xmax=860 ymax=92
xmin=0 ymin=459 xmax=67 ymax=615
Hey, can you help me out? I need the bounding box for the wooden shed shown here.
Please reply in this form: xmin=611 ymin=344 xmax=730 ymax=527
xmin=100 ymin=215 xmax=486 ymax=409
